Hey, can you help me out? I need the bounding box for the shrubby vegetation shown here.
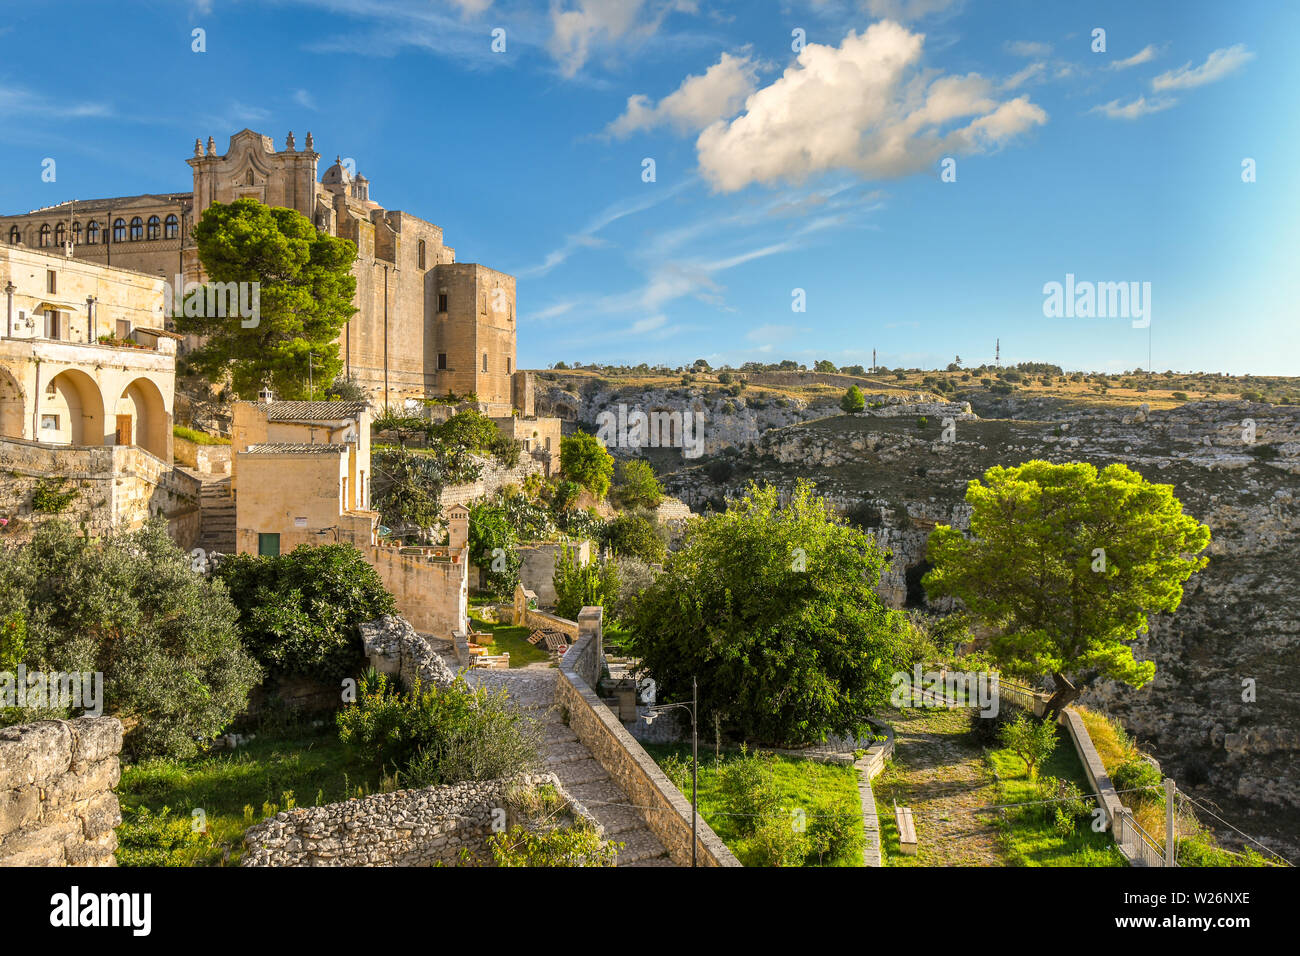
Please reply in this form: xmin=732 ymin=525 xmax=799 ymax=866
xmin=336 ymin=671 xmax=540 ymax=788
xmin=560 ymin=431 xmax=614 ymax=499
xmin=628 ymin=479 xmax=908 ymax=746
xmin=553 ymin=541 xmax=621 ymax=622
xmin=0 ymin=520 xmax=260 ymax=759
xmin=216 ymin=544 xmax=396 ymax=686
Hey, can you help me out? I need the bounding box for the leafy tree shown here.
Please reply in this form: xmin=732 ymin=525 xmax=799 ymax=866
xmin=627 ymin=480 xmax=907 ymax=746
xmin=370 ymin=447 xmax=479 ymax=538
xmin=999 ymin=712 xmax=1058 ymax=779
xmin=560 ymin=431 xmax=614 ymax=499
xmin=814 ymin=359 xmax=838 ymax=373
xmin=179 ymin=199 xmax=358 ymax=399
xmin=468 ymin=501 xmax=521 ymax=598
xmin=924 ymin=460 xmax=1211 ymax=717
xmin=0 ymin=520 xmax=260 ymax=758
xmin=553 ymin=541 xmax=620 ymax=621
xmin=613 ymin=459 xmax=664 ymax=509
xmin=604 ymin=512 xmax=667 ymax=564
xmin=840 ymin=385 xmax=865 ymax=414
xmin=216 ymin=543 xmax=396 ymax=685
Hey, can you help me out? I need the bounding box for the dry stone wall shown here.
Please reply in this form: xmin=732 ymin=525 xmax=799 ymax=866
xmin=0 ymin=717 xmax=123 ymax=867
xmin=359 ymin=614 xmax=458 ymax=689
xmin=241 ymin=772 xmax=588 ymax=866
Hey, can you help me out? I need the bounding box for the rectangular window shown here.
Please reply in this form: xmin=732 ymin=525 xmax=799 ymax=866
xmin=482 ymin=353 xmax=488 ymax=373
xmin=44 ymin=311 xmax=60 ymax=340
xmin=40 ymin=414 xmax=59 ymax=432
xmin=116 ymin=319 xmax=131 ymax=339
xmin=506 ymin=357 xmax=512 ymax=374
xmin=437 ymin=293 xmax=448 ymax=313
xmin=437 ymin=353 xmax=448 ymax=370
xmin=258 ymin=533 xmax=281 ymax=557
xmin=47 ymin=270 xmax=56 ymax=294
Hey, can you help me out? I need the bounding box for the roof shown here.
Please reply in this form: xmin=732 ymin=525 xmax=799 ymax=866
xmin=242 ymin=442 xmax=349 ymax=456
xmin=261 ymin=400 xmax=369 ymax=423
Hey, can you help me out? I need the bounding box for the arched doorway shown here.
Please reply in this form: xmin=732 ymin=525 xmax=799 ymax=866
xmin=116 ymin=377 xmax=169 ymax=459
xmin=0 ymin=368 xmax=24 ymax=439
xmin=43 ymin=370 xmax=105 ymax=445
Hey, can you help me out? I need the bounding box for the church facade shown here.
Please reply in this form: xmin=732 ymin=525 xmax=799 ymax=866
xmin=0 ymin=129 xmax=524 ymax=412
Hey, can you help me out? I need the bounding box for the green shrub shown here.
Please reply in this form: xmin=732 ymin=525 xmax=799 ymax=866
xmin=553 ymin=542 xmax=620 ymax=621
xmin=336 ymin=671 xmax=540 ymax=786
xmin=116 ymin=805 xmax=210 ymax=867
xmin=172 ymin=425 xmax=230 ymax=446
xmin=998 ymin=712 xmax=1058 ymax=779
xmin=1112 ymin=754 xmax=1162 ymax=799
xmin=604 ymin=512 xmax=667 ymax=564
xmin=487 ymin=823 xmax=619 ymax=867
xmin=560 ymin=431 xmax=614 ymax=498
xmin=612 ymin=459 xmax=664 ymax=509
xmin=749 ymin=812 xmax=809 ymax=866
xmin=217 ymin=543 xmax=396 ymax=684
xmin=717 ymin=746 xmax=781 ymax=836
xmin=30 ymin=478 xmax=78 ymax=514
xmin=805 ymin=810 xmax=861 ymax=865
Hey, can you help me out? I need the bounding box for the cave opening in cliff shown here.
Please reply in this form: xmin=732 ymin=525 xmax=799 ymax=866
xmin=904 ymin=560 xmax=933 ymax=608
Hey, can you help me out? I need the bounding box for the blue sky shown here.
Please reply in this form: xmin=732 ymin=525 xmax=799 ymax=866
xmin=1 ymin=0 xmax=1296 ymax=375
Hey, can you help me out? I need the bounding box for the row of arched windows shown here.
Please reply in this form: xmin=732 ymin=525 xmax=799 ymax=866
xmin=13 ymin=214 xmax=179 ymax=248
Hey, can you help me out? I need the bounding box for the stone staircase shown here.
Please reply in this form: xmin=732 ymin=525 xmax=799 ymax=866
xmin=464 ymin=668 xmax=674 ymax=867
xmin=196 ymin=476 xmax=235 ymax=555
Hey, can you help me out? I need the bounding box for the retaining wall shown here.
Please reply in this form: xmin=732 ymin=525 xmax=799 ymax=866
xmin=0 ymin=717 xmax=123 ymax=867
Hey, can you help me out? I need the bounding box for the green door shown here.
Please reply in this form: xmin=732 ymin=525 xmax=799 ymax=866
xmin=257 ymin=533 xmax=280 ymax=557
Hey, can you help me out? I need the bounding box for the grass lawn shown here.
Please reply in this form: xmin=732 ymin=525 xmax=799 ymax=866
xmin=644 ymin=743 xmax=863 ymax=867
xmin=467 ymin=611 xmax=552 ymax=667
xmin=117 ymin=722 xmax=387 ymax=866
xmin=986 ymin=724 xmax=1125 ymax=867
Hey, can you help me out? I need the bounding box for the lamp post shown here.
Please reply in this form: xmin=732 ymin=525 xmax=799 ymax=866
xmin=642 ymin=676 xmax=698 ymax=867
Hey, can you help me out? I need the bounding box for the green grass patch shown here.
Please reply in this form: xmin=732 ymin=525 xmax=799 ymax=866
xmin=117 ymin=722 xmax=387 ymax=866
xmin=986 ymin=724 xmax=1125 ymax=867
xmin=468 ymin=612 xmax=551 ymax=667
xmin=173 ymin=425 xmax=230 ymax=446
xmin=644 ymin=743 xmax=863 ymax=866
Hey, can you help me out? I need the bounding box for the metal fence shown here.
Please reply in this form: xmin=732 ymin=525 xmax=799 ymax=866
xmin=1120 ymin=811 xmax=1168 ymax=867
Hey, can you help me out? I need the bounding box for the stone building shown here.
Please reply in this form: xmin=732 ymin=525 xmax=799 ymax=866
xmin=0 ymin=245 xmax=199 ymax=546
xmin=0 ymin=128 xmax=524 ymax=412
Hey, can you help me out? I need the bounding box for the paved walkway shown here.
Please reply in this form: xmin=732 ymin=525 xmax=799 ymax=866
xmin=872 ymin=707 xmax=1006 ymax=866
xmin=462 ymin=666 xmax=673 ymax=867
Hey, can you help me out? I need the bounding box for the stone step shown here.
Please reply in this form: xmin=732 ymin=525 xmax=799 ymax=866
xmin=552 ymin=758 xmax=611 ymax=788
xmin=541 ymin=722 xmax=578 ymax=745
xmin=589 ymin=802 xmax=647 ymax=836
xmin=567 ymin=780 xmax=628 ymax=808
xmin=623 ymin=854 xmax=676 ymax=867
xmin=613 ymin=827 xmax=670 ymax=866
xmin=543 ymin=741 xmax=592 ymax=766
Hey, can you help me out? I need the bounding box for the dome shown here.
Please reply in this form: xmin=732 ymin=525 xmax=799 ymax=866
xmin=322 ymin=155 xmax=352 ymax=186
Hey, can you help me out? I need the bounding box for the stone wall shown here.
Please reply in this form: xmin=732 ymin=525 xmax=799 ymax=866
xmin=241 ymin=772 xmax=588 ymax=866
xmin=556 ymin=610 xmax=740 ymax=867
xmin=517 ymin=539 xmax=590 ymax=606
xmin=0 ymin=717 xmax=123 ymax=867
xmin=366 ymin=545 xmax=468 ymax=639
xmin=0 ymin=437 xmax=200 ymax=549
xmin=440 ymin=453 xmax=544 ymax=510
xmin=359 ymin=614 xmax=458 ymax=689
xmin=173 ymin=436 xmax=230 ymax=475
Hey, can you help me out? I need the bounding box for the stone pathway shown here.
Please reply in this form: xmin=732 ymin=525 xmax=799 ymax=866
xmin=462 ymin=666 xmax=674 ymax=867
xmin=871 ymin=707 xmax=1006 ymax=866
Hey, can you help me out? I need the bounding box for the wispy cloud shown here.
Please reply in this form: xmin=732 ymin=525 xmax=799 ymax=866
xmin=1152 ymin=44 xmax=1253 ymax=92
xmin=1108 ymin=44 xmax=1159 ymax=70
xmin=1005 ymin=40 xmax=1053 ymax=58
xmin=0 ymin=84 xmax=113 ymax=120
xmin=1089 ymin=95 xmax=1176 ymax=120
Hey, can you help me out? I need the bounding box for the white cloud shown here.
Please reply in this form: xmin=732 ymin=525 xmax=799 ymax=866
xmin=696 ymin=22 xmax=1047 ymax=192
xmin=449 ymin=0 xmax=492 ymax=14
xmin=1108 ymin=44 xmax=1158 ymax=70
xmin=0 ymin=85 xmax=112 ymax=119
xmin=1002 ymin=61 xmax=1045 ymax=90
xmin=631 ymin=314 xmax=667 ymax=333
xmin=1005 ymin=40 xmax=1053 ymax=57
xmin=1090 ymin=95 xmax=1176 ymax=120
xmin=1152 ymin=44 xmax=1253 ymax=92
xmin=548 ymin=0 xmax=652 ymax=77
xmin=293 ymin=89 xmax=318 ymax=110
xmin=607 ymin=52 xmax=758 ymax=136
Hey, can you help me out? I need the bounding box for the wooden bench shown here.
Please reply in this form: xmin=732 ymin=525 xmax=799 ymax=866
xmin=893 ymin=800 xmax=917 ymax=856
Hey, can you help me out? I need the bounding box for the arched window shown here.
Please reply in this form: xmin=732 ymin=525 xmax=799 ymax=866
xmin=129 ymin=217 xmax=143 ymax=241
xmin=87 ymin=221 xmax=100 ymax=244
xmin=7 ymin=226 xmax=19 ymax=244
xmin=112 ymin=219 xmax=126 ymax=242
xmin=146 ymin=215 xmax=160 ymax=240
xmin=418 ymin=239 xmax=426 ymax=270
xmin=164 ymin=214 xmax=179 ymax=239
xmin=39 ymin=224 xmax=51 ymax=247
xmin=72 ymin=222 xmax=81 ymax=244
xmin=54 ymin=223 xmax=66 ymax=246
